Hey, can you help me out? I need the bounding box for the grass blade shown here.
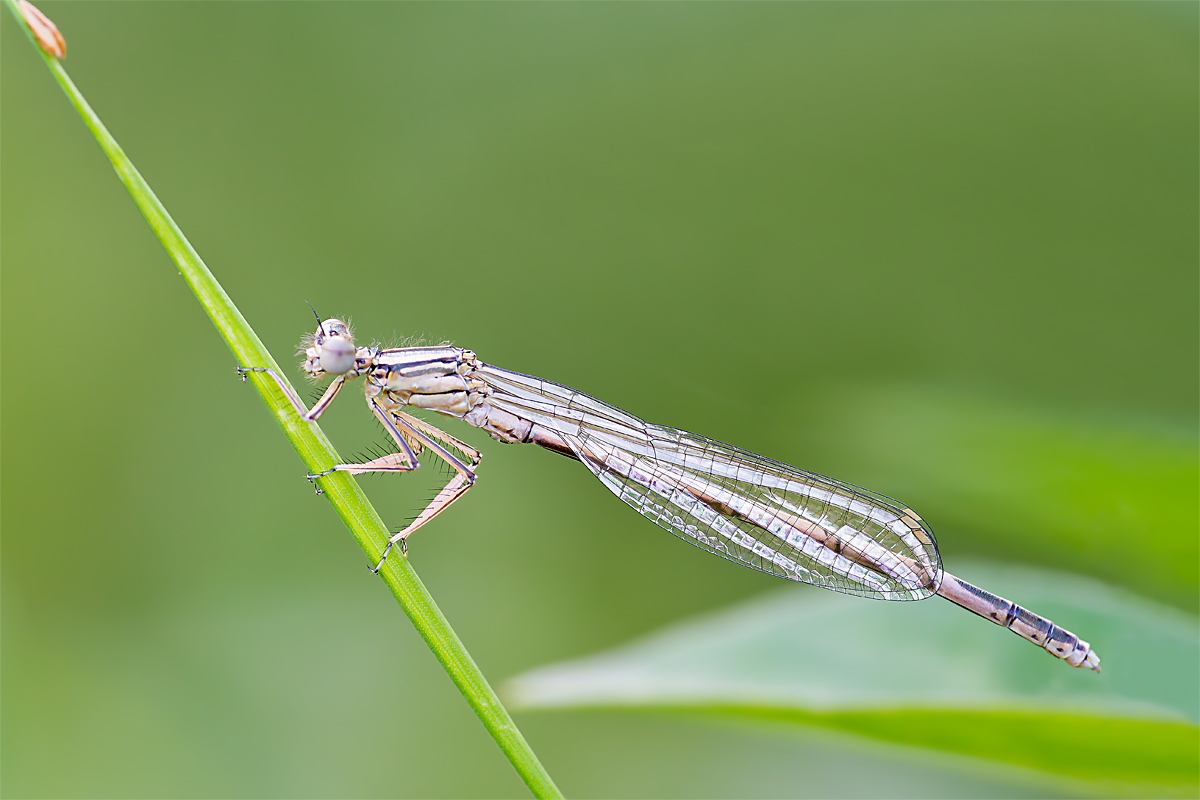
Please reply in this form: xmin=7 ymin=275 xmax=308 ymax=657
xmin=3 ymin=3 xmax=560 ymax=796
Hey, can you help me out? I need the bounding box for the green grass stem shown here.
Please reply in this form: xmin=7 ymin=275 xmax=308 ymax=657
xmin=4 ymin=4 xmax=561 ymax=797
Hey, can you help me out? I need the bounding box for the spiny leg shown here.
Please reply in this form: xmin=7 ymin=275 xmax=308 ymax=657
xmin=306 ymin=402 xmax=422 ymax=491
xmin=241 ymin=363 xmax=483 ymax=572
xmin=236 ymin=367 xmax=414 ymax=492
xmin=369 ymin=407 xmax=482 ymax=572
xmin=393 ymin=409 xmax=482 ymax=467
xmin=239 ymin=367 xmax=361 ymax=492
xmin=238 ymin=366 xmax=347 ymax=422
xmin=237 ymin=368 xmax=426 ymax=490
xmin=307 ymin=447 xmax=422 ymax=491
xmin=374 ymin=472 xmax=475 ymax=570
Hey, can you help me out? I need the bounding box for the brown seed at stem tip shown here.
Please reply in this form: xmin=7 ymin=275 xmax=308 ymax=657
xmin=19 ymin=0 xmax=65 ymax=59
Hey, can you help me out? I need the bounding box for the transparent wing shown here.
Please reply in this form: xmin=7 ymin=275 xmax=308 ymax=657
xmin=476 ymin=364 xmax=942 ymax=600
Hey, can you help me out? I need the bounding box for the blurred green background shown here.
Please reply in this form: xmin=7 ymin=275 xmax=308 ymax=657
xmin=2 ymin=2 xmax=1196 ymax=797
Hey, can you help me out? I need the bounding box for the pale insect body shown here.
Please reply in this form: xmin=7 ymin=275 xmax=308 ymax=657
xmin=240 ymin=318 xmax=1100 ymax=673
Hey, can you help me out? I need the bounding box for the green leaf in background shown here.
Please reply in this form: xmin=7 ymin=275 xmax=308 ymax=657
xmin=786 ymin=386 xmax=1200 ymax=612
xmin=507 ymin=562 xmax=1199 ymax=794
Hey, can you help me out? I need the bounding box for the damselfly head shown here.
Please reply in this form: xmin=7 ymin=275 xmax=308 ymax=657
xmin=303 ymin=318 xmax=357 ymax=377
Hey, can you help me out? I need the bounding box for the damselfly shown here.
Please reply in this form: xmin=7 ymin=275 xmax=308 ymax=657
xmin=241 ymin=317 xmax=1100 ymax=672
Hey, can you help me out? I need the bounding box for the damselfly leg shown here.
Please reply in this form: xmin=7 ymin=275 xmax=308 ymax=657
xmin=362 ymin=403 xmax=481 ymax=571
xmin=238 ymin=366 xmax=348 ymax=422
xmin=238 ymin=363 xmax=481 ymax=570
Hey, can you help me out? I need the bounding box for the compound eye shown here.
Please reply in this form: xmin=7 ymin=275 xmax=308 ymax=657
xmin=319 ymin=338 xmax=357 ymax=374
xmin=313 ymin=318 xmax=345 ymax=345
